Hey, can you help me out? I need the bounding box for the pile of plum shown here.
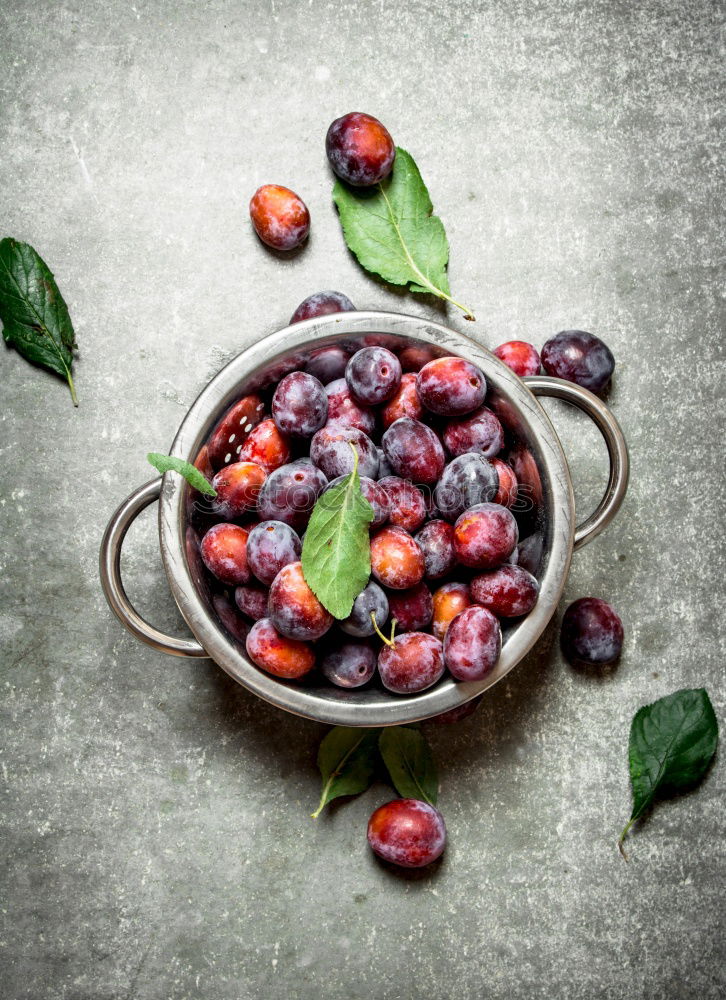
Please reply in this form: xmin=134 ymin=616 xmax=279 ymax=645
xmin=193 ymin=325 xmax=544 ymax=697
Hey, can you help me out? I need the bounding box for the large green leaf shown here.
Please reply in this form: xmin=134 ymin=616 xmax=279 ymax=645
xmin=312 ymin=727 xmax=381 ymax=818
xmin=0 ymin=237 xmax=78 ymax=405
xmin=379 ymin=726 xmax=438 ymax=806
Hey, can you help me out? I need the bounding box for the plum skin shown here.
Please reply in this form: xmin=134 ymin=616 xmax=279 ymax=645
xmin=386 ymin=582 xmax=434 ymax=633
xmin=381 ymin=417 xmax=446 ymax=486
xmin=494 ymin=341 xmax=541 ymax=377
xmin=326 ymin=112 xmax=395 ymax=187
xmin=272 ymin=371 xmax=328 ymax=437
xmin=541 ymin=330 xmax=615 ymax=394
xmin=211 ymin=462 xmax=267 ymax=519
xmin=267 ymin=561 xmax=333 ymax=641
xmin=290 ymin=290 xmax=355 ymax=324
xmin=470 ymin=564 xmax=540 ymax=617
xmin=200 ymin=523 xmax=251 ymax=586
xmin=320 ymin=641 xmax=377 ymax=688
xmin=378 ymin=632 xmax=445 ymax=694
xmin=444 ymin=605 xmax=502 ymax=681
xmin=246 ymin=618 xmax=315 ymax=678
xmin=340 ymin=581 xmax=389 ymax=637
xmin=414 ymin=520 xmax=457 ymax=580
xmin=432 ymin=581 xmax=471 ymax=641
xmin=367 ymin=799 xmax=446 ymax=868
xmin=560 ymin=597 xmax=623 ymax=666
xmin=370 ymin=526 xmax=426 ymax=590
xmin=346 ymin=346 xmax=402 ymax=406
xmin=453 ymin=502 xmax=519 ymax=568
xmin=249 ymin=184 xmax=310 ymax=251
xmin=246 ymin=519 xmax=302 ymax=585
xmin=416 ymin=357 xmax=486 ymax=416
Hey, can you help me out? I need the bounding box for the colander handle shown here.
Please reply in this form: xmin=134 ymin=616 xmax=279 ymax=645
xmin=99 ymin=479 xmax=208 ymax=657
xmin=523 ymin=376 xmax=629 ymax=550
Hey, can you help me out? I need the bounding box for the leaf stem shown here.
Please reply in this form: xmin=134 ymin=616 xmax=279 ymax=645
xmin=66 ymin=369 xmax=79 ymax=406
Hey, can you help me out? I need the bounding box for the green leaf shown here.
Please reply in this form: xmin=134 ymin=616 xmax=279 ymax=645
xmin=332 ymin=147 xmax=474 ymax=320
xmin=312 ymin=726 xmax=381 ymax=818
xmin=619 ymin=688 xmax=718 ymax=856
xmin=147 ymin=453 xmax=217 ymax=496
xmin=301 ymin=445 xmax=374 ymax=619
xmin=379 ymin=727 xmax=438 ymax=806
xmin=0 ymin=237 xmax=79 ymax=405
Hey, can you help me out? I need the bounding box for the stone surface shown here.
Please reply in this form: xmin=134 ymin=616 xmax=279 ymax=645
xmin=1 ymin=1 xmax=724 ymax=998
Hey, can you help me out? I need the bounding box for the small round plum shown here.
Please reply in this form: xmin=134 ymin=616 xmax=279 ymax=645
xmin=267 ymin=562 xmax=333 ymax=641
xmin=239 ymin=418 xmax=292 ymax=473
xmin=246 ymin=519 xmax=302 ymax=585
xmin=417 ymin=357 xmax=486 ymax=416
xmin=453 ymin=502 xmax=518 ymax=568
xmin=381 ymin=373 xmax=424 ymax=428
xmin=378 ymin=632 xmax=445 ymax=694
xmin=414 ymin=520 xmax=457 ymax=580
xmin=257 ymin=461 xmax=328 ymax=530
xmin=370 ymin=526 xmax=425 ymax=590
xmin=340 ymin=581 xmax=389 ymax=637
xmin=324 ymin=378 xmax=376 ymax=435
xmin=378 ymin=476 xmax=427 ymax=533
xmin=249 ymin=184 xmax=310 ymax=251
xmin=234 ymin=584 xmax=269 ymax=621
xmin=434 ymin=453 xmax=499 ymax=523
xmin=211 ymin=461 xmax=267 ymax=519
xmin=272 ymin=371 xmax=328 ymax=437
xmin=444 ymin=606 xmax=502 ymax=681
xmin=200 ymin=523 xmax=251 ymax=585
xmin=321 ymin=641 xmax=377 ymax=688
xmin=443 ymin=406 xmax=504 ymax=459
xmin=207 ymin=394 xmax=265 ymax=469
xmin=326 ymin=112 xmax=395 ymax=187
xmin=431 ymin=582 xmax=471 ymax=642
xmin=387 ymin=582 xmax=433 ymax=633
xmin=541 ymin=330 xmax=615 ymax=394
xmin=310 ymin=425 xmax=379 ymax=480
xmin=399 ymin=345 xmax=439 ymax=373
xmin=246 ymin=618 xmax=315 ymax=678
xmin=470 ymin=564 xmax=539 ymax=617
xmin=491 ymin=458 xmax=518 ymax=508
xmin=560 ymin=597 xmax=624 ymax=667
xmin=346 ymin=346 xmax=402 ymax=406
xmin=381 ymin=418 xmax=446 ymax=485
xmin=290 ymin=290 xmax=355 ymax=324
xmin=305 ymin=346 xmax=352 ymax=384
xmin=367 ymin=799 xmax=446 ymax=869
xmin=494 ymin=341 xmax=542 ymax=377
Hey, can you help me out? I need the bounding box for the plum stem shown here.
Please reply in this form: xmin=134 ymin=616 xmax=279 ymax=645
xmin=371 ymin=612 xmax=397 ymax=648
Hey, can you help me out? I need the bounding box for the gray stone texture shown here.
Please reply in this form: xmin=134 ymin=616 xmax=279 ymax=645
xmin=1 ymin=1 xmax=724 ymax=998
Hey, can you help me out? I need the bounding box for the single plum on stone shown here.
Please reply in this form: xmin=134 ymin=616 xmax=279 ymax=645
xmin=321 ymin=640 xmax=377 ymax=688
xmin=267 ymin=562 xmax=333 ymax=641
xmin=324 ymin=378 xmax=376 ymax=435
xmin=370 ymin=526 xmax=425 ymax=590
xmin=414 ymin=520 xmax=457 ymax=580
xmin=310 ymin=425 xmax=379 ymax=480
xmin=470 ymin=564 xmax=539 ymax=617
xmin=211 ymin=462 xmax=267 ymax=520
xmin=249 ymin=185 xmax=310 ymax=251
xmin=378 ymin=632 xmax=445 ymax=694
xmin=444 ymin=606 xmax=502 ymax=682
xmin=453 ymin=502 xmax=518 ymax=568
xmin=340 ymin=581 xmax=389 ymax=638
xmin=246 ymin=520 xmax=302 ymax=585
xmin=367 ymin=799 xmax=446 ymax=868
xmin=200 ymin=523 xmax=251 ymax=586
xmin=434 ymin=453 xmax=499 ymax=523
xmin=326 ymin=112 xmax=396 ymax=187
xmin=541 ymin=330 xmax=615 ymax=394
xmin=560 ymin=597 xmax=623 ymax=667
xmin=494 ymin=341 xmax=541 ymax=377
xmin=246 ymin=618 xmax=315 ymax=679
xmin=290 ymin=290 xmax=355 ymax=324
xmin=272 ymin=371 xmax=328 ymax=437
xmin=443 ymin=406 xmax=504 ymax=459
xmin=417 ymin=357 xmax=486 ymax=416
xmin=381 ymin=418 xmax=445 ymax=486
xmin=257 ymin=460 xmax=327 ymax=530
